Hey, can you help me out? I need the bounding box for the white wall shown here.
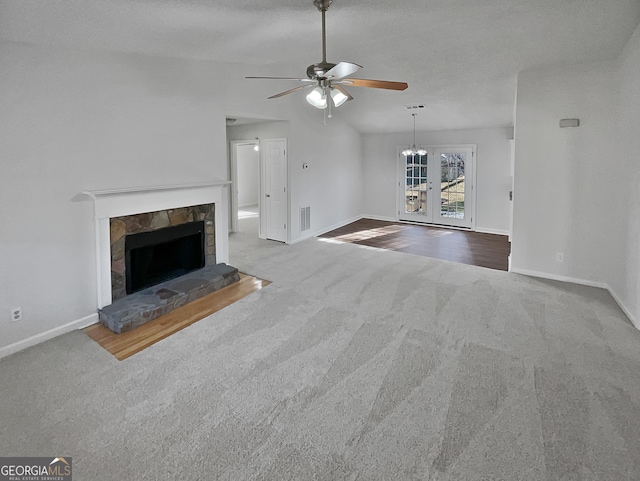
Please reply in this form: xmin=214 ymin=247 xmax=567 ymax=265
xmin=614 ymin=23 xmax=640 ymax=325
xmin=0 ymin=42 xmax=231 ymax=350
xmin=227 ymin=110 xmax=364 ymax=242
xmin=224 ymin=66 xmax=364 ymax=244
xmin=512 ymin=61 xmax=621 ymax=286
xmin=362 ymin=128 xmax=512 ymax=234
xmin=236 ymin=144 xmax=260 ymax=207
xmin=227 ymin=121 xmax=291 ymax=143
xmin=511 ymin=27 xmax=640 ymax=329
xmin=287 ymin=104 xmax=363 ymax=240
xmin=0 ymin=41 xmax=364 ymax=352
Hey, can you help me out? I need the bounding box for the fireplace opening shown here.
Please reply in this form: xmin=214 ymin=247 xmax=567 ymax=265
xmin=125 ymin=221 xmax=205 ymax=295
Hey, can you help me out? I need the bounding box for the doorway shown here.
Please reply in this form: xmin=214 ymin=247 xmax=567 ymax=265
xmin=398 ymin=145 xmax=476 ymax=229
xmin=230 ymin=138 xmax=288 ymax=242
xmin=230 ymin=140 xmax=260 ymax=235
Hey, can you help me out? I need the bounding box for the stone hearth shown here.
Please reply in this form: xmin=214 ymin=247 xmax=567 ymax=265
xmin=99 ymin=263 xmax=240 ymax=334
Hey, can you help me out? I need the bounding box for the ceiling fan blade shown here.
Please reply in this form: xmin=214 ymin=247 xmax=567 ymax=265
xmin=246 ymin=76 xmax=315 ymax=82
xmin=324 ymin=62 xmax=362 ymax=80
xmin=267 ymin=84 xmax=314 ymax=99
xmin=333 ymin=84 xmax=353 ymax=101
xmin=340 ymin=78 xmax=408 ymax=91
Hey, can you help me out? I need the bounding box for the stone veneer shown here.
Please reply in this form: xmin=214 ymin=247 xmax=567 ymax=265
xmin=110 ymin=204 xmax=215 ymax=301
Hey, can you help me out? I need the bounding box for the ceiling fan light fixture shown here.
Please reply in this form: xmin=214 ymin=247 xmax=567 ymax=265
xmin=330 ymin=88 xmax=348 ymax=107
xmin=306 ymin=86 xmax=327 ymax=109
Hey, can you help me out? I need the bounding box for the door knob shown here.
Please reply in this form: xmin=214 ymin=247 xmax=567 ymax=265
xmin=266 ymin=194 xmax=271 ymax=197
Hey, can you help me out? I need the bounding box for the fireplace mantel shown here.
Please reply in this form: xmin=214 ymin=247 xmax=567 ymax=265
xmin=82 ymin=181 xmax=231 ymax=308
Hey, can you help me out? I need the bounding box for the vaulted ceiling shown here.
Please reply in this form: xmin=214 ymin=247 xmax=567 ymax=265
xmin=2 ymin=0 xmax=639 ymax=133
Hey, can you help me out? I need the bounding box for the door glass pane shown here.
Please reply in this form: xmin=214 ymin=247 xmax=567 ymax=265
xmin=404 ymin=153 xmax=428 ymax=215
xmin=440 ymin=153 xmax=465 ymax=219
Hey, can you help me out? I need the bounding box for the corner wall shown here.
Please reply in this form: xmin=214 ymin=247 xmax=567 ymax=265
xmin=512 ymin=61 xmax=619 ymax=284
xmin=286 ymin=105 xmax=363 ymax=241
xmin=615 ymin=23 xmax=640 ymax=325
xmin=513 ymin=20 xmax=640 ymax=326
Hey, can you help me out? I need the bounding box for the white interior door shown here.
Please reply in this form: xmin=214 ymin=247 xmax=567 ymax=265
xmin=398 ymin=145 xmax=475 ymax=229
xmin=262 ymin=138 xmax=288 ymax=242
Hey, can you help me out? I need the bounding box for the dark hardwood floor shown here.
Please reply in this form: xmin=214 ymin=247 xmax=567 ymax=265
xmin=319 ymin=218 xmax=511 ymax=271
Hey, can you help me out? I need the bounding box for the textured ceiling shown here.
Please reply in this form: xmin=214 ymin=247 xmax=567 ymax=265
xmin=2 ymin=0 xmax=640 ymax=133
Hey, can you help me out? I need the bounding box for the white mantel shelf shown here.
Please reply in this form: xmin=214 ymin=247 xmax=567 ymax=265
xmin=82 ymin=180 xmax=231 ymax=309
xmin=82 ymin=180 xmax=231 ymax=199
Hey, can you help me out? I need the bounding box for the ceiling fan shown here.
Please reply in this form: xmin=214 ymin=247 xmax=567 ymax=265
xmin=246 ymin=0 xmax=408 ymax=120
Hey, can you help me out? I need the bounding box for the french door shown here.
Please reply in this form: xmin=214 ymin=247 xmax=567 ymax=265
xmin=398 ymin=145 xmax=475 ymax=229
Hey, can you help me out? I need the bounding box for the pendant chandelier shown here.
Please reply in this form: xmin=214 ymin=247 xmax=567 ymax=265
xmin=402 ymin=113 xmax=427 ymax=156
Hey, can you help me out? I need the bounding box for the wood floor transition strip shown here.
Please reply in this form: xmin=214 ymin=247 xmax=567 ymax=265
xmin=84 ymin=273 xmax=270 ymax=361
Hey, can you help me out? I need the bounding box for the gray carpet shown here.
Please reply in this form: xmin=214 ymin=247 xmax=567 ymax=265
xmin=2 ymin=216 xmax=640 ymax=480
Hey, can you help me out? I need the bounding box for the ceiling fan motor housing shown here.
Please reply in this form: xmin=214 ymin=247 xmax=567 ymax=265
xmin=307 ymin=62 xmax=337 ymax=80
xmin=313 ymin=0 xmax=332 ymax=11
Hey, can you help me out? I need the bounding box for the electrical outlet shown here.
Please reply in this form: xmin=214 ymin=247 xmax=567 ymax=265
xmin=10 ymin=307 xmax=22 ymax=322
xmin=556 ymin=253 xmax=564 ymax=263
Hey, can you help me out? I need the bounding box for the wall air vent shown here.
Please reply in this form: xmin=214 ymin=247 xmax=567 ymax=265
xmin=404 ymin=105 xmax=426 ymax=110
xmin=300 ymin=206 xmax=311 ymax=232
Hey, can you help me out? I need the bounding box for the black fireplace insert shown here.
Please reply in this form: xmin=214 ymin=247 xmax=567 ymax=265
xmin=124 ymin=221 xmax=205 ymax=295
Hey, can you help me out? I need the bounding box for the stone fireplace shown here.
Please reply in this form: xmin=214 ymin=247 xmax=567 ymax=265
xmin=110 ymin=204 xmax=215 ymax=301
xmin=83 ymin=181 xmax=238 ymax=333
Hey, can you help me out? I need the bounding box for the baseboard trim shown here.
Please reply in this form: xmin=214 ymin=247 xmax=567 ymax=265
xmin=290 ymin=215 xmax=363 ymax=245
xmin=606 ymin=286 xmax=639 ymax=330
xmin=510 ymin=267 xmax=638 ymax=330
xmin=362 ymin=214 xmax=397 ymax=222
xmin=475 ymin=227 xmax=510 ymax=236
xmin=510 ymin=267 xmax=608 ymax=289
xmin=300 ymin=215 xmax=509 ymax=238
xmin=0 ymin=313 xmax=98 ymax=360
